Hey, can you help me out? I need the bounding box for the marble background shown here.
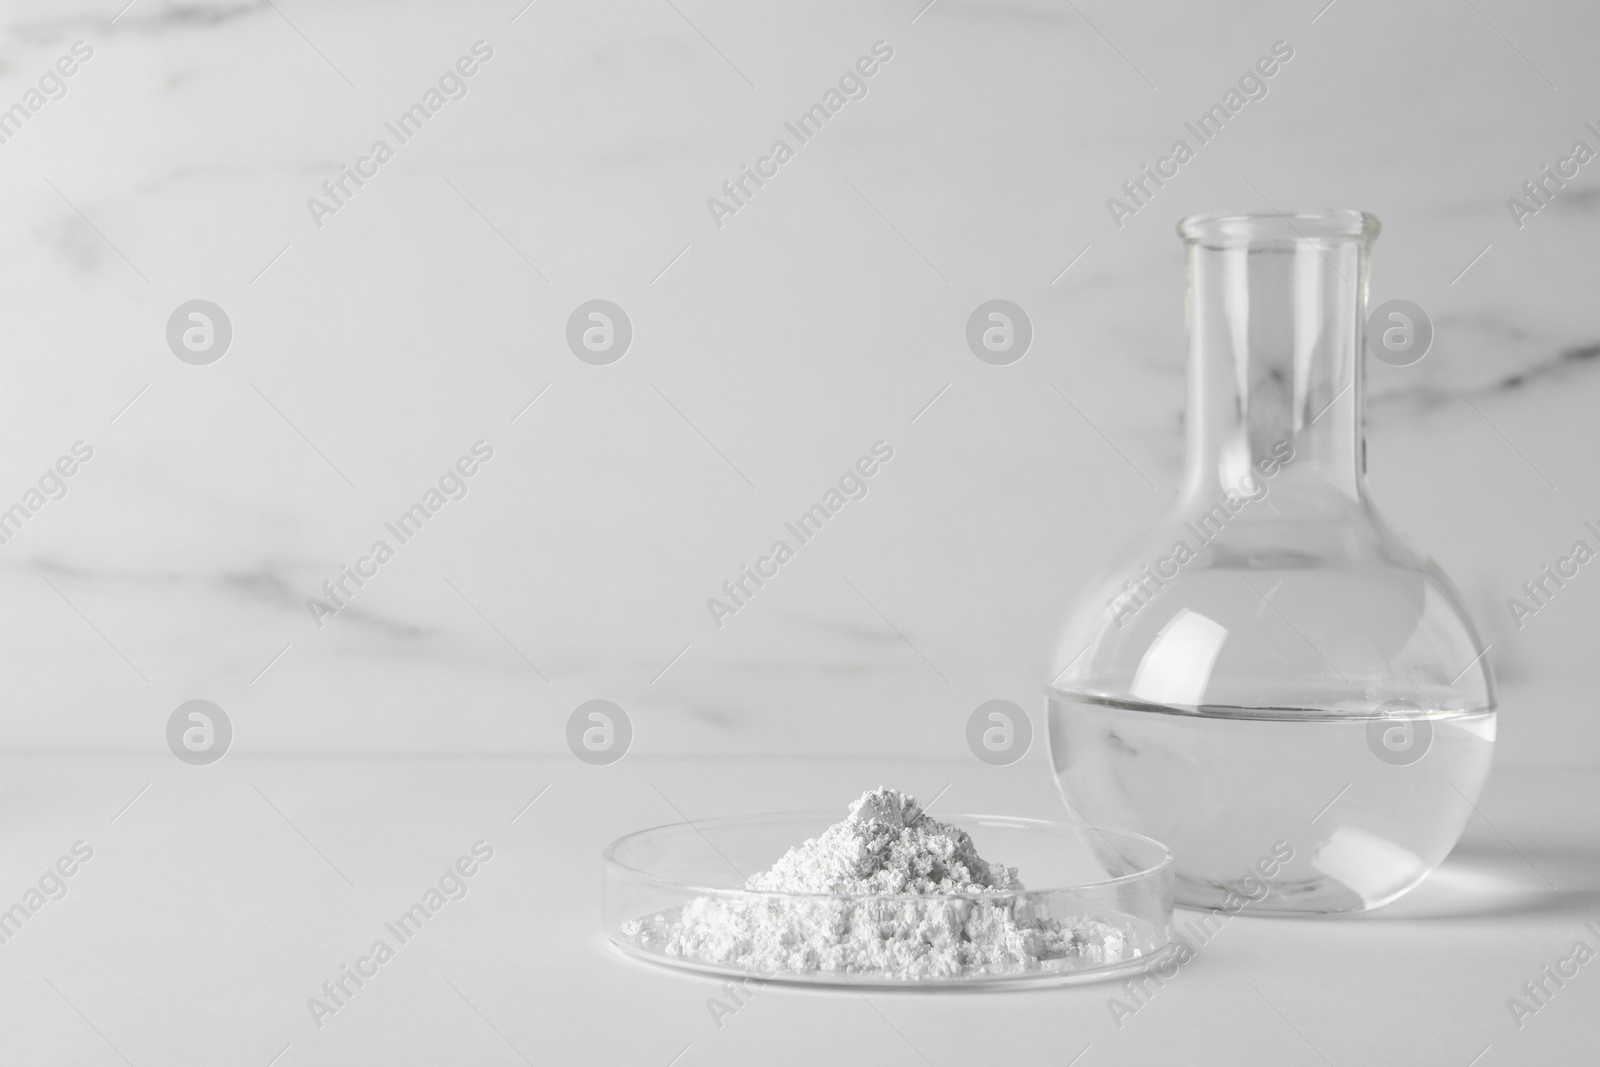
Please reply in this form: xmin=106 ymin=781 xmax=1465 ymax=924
xmin=0 ymin=0 xmax=1596 ymax=764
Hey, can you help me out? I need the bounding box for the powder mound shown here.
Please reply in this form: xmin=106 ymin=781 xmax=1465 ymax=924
xmin=747 ymin=787 xmax=1022 ymax=896
xmin=625 ymin=788 xmax=1131 ymax=982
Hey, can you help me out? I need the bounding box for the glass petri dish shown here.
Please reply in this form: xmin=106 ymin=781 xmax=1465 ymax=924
xmin=603 ymin=811 xmax=1175 ymax=989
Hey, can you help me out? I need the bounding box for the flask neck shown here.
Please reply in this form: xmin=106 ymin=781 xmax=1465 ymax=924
xmin=1180 ymin=216 xmax=1374 ymax=505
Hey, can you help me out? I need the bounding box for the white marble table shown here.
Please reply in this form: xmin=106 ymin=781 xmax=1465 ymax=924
xmin=2 ymin=754 xmax=1595 ymax=1065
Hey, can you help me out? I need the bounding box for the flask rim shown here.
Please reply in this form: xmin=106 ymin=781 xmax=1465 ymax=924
xmin=1178 ymin=209 xmax=1380 ymax=247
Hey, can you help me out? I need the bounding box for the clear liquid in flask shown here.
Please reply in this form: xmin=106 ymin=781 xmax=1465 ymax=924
xmin=1048 ymin=694 xmax=1496 ymax=913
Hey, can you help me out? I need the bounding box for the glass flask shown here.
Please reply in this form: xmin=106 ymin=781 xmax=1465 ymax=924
xmin=1047 ymin=210 xmax=1495 ymax=915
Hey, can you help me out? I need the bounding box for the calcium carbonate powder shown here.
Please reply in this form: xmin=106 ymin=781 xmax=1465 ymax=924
xmin=625 ymin=788 xmax=1129 ymax=981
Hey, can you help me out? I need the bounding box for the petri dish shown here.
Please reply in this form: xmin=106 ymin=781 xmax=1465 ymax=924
xmin=603 ymin=811 xmax=1175 ymax=989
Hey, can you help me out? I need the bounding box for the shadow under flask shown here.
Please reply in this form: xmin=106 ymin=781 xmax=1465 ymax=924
xmin=1046 ymin=211 xmax=1495 ymax=914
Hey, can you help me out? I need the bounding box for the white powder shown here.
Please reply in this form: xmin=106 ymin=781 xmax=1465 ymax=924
xmin=626 ymin=788 xmax=1129 ymax=981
